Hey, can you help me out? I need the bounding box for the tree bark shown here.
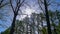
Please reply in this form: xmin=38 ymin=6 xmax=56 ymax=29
xmin=44 ymin=0 xmax=52 ymax=34
xmin=10 ymin=14 xmax=17 ymax=34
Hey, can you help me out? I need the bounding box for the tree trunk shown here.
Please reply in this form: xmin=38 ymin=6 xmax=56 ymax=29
xmin=26 ymin=24 xmax=28 ymax=34
xmin=44 ymin=0 xmax=52 ymax=34
xmin=51 ymin=15 xmax=57 ymax=34
xmin=10 ymin=14 xmax=17 ymax=34
xmin=30 ymin=26 xmax=32 ymax=34
xmin=37 ymin=14 xmax=40 ymax=34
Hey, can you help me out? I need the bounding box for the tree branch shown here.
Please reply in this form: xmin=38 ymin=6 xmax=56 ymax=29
xmin=10 ymin=0 xmax=15 ymax=14
xmin=0 ymin=0 xmax=4 ymax=5
xmin=0 ymin=2 xmax=9 ymax=8
xmin=16 ymin=0 xmax=25 ymax=15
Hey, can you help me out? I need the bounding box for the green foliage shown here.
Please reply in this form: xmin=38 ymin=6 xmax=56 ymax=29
xmin=1 ymin=28 xmax=10 ymax=34
xmin=42 ymin=27 xmax=47 ymax=34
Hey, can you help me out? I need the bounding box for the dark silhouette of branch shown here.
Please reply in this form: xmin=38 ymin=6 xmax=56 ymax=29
xmin=38 ymin=0 xmax=44 ymax=12
xmin=0 ymin=2 xmax=9 ymax=8
xmin=10 ymin=0 xmax=15 ymax=14
xmin=0 ymin=0 xmax=4 ymax=5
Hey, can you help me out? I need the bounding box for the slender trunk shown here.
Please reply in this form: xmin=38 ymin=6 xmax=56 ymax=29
xmin=10 ymin=14 xmax=17 ymax=34
xmin=30 ymin=26 xmax=32 ymax=34
xmin=26 ymin=24 xmax=28 ymax=34
xmin=44 ymin=0 xmax=52 ymax=34
xmin=37 ymin=14 xmax=40 ymax=34
xmin=33 ymin=20 xmax=35 ymax=34
xmin=23 ymin=25 xmax=24 ymax=34
xmin=51 ymin=17 xmax=57 ymax=34
xmin=37 ymin=22 xmax=39 ymax=34
xmin=52 ymin=12 xmax=58 ymax=34
xmin=41 ymin=20 xmax=44 ymax=34
xmin=54 ymin=25 xmax=57 ymax=34
xmin=56 ymin=11 xmax=60 ymax=29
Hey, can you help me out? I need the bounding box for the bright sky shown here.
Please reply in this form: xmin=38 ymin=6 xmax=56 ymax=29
xmin=16 ymin=8 xmax=35 ymax=20
xmin=25 ymin=8 xmax=34 ymax=15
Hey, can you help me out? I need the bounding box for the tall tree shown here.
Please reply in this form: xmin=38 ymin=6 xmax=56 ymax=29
xmin=38 ymin=0 xmax=52 ymax=34
xmin=9 ymin=0 xmax=25 ymax=34
xmin=44 ymin=0 xmax=52 ymax=34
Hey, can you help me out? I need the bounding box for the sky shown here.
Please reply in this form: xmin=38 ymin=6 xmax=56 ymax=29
xmin=0 ymin=0 xmax=60 ymax=33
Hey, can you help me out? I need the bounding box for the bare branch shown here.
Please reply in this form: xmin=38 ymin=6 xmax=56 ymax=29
xmin=38 ymin=0 xmax=44 ymax=4
xmin=47 ymin=0 xmax=56 ymax=6
xmin=0 ymin=0 xmax=4 ymax=5
xmin=38 ymin=0 xmax=45 ymax=12
xmin=23 ymin=2 xmax=32 ymax=9
xmin=38 ymin=0 xmax=44 ymax=10
xmin=10 ymin=0 xmax=15 ymax=13
xmin=15 ymin=0 xmax=21 ymax=12
xmin=16 ymin=0 xmax=25 ymax=15
xmin=0 ymin=2 xmax=9 ymax=8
